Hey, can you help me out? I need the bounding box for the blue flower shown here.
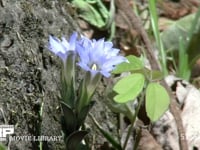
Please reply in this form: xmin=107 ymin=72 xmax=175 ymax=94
xmin=76 ymin=36 xmax=127 ymax=78
xmin=48 ymin=32 xmax=78 ymax=61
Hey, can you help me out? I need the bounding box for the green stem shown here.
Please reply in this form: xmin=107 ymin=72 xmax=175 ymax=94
xmin=133 ymin=128 xmax=142 ymax=150
xmin=122 ymin=98 xmax=143 ymax=150
xmin=89 ymin=113 xmax=122 ymax=150
xmin=148 ymin=0 xmax=167 ymax=75
xmin=39 ymin=99 xmax=44 ymax=150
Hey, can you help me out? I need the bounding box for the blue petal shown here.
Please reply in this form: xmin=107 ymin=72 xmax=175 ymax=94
xmin=100 ymin=70 xmax=111 ymax=78
xmin=77 ymin=62 xmax=90 ymax=71
xmin=48 ymin=36 xmax=65 ymax=54
xmin=94 ymin=38 xmax=104 ymax=52
xmin=61 ymin=37 xmax=70 ymax=50
xmin=69 ymin=32 xmax=78 ymax=50
xmin=103 ymin=41 xmax=113 ymax=52
xmin=102 ymin=56 xmax=127 ymax=70
xmin=57 ymin=51 xmax=67 ymax=62
xmin=106 ymin=48 xmax=120 ymax=57
xmin=81 ymin=37 xmax=92 ymax=48
xmin=76 ymin=44 xmax=90 ymax=64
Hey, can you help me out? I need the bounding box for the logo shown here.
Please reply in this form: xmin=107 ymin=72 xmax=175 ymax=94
xmin=0 ymin=125 xmax=14 ymax=141
xmin=0 ymin=124 xmax=62 ymax=142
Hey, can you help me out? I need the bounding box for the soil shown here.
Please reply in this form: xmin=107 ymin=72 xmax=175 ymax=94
xmin=0 ymin=1 xmax=117 ymax=149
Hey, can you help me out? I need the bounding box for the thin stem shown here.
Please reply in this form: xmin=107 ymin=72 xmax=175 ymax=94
xmin=149 ymin=0 xmax=168 ymax=75
xmin=133 ymin=128 xmax=141 ymax=150
xmin=123 ymin=98 xmax=143 ymax=150
xmin=89 ymin=113 xmax=122 ymax=150
xmin=39 ymin=96 xmax=44 ymax=150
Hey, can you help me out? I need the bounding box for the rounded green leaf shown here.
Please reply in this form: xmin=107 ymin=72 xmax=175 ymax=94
xmin=113 ymin=73 xmax=145 ymax=103
xmin=112 ymin=55 xmax=143 ymax=74
xmin=146 ymin=83 xmax=170 ymax=122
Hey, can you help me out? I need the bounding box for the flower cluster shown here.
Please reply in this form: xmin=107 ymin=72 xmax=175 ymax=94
xmin=48 ymin=32 xmax=127 ymax=78
xmin=47 ymin=32 xmax=127 ymax=149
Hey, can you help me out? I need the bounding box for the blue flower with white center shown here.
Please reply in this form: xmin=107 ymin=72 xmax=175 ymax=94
xmin=48 ymin=32 xmax=78 ymax=62
xmin=76 ymin=36 xmax=127 ymax=78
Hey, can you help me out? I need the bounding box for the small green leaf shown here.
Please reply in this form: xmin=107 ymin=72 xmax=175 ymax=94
xmin=72 ymin=0 xmax=108 ymax=28
xmin=0 ymin=143 xmax=6 ymax=150
xmin=61 ymin=102 xmax=77 ymax=134
xmin=89 ymin=114 xmax=122 ymax=150
xmin=143 ymin=68 xmax=164 ymax=81
xmin=112 ymin=55 xmax=144 ymax=74
xmin=146 ymin=83 xmax=170 ymax=122
xmin=113 ymin=73 xmax=145 ymax=103
xmin=107 ymin=91 xmax=135 ymax=122
xmin=77 ymin=101 xmax=95 ymax=127
xmin=161 ymin=13 xmax=195 ymax=52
